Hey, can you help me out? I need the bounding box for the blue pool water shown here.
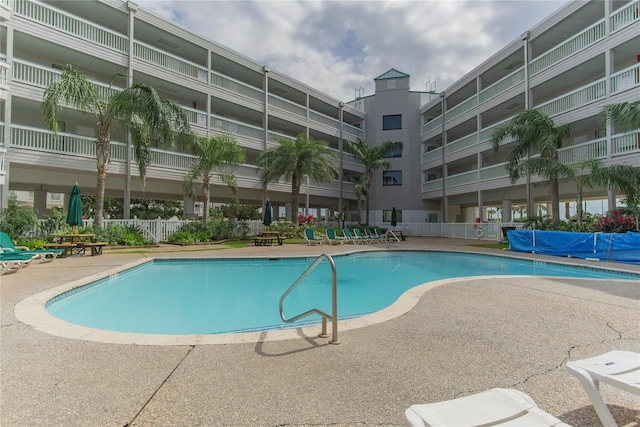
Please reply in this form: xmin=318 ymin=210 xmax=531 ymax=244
xmin=46 ymin=251 xmax=638 ymax=335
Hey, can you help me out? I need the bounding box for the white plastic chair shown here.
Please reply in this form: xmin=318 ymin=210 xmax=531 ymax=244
xmin=405 ymin=388 xmax=571 ymax=427
xmin=566 ymin=350 xmax=640 ymax=427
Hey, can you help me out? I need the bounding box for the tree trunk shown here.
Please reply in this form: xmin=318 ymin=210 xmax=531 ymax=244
xmin=576 ymin=191 xmax=584 ymax=231
xmin=364 ymin=168 xmax=372 ymax=225
xmin=549 ymin=175 xmax=560 ymax=226
xmin=291 ymin=173 xmax=299 ymax=226
xmin=95 ymin=167 xmax=107 ymax=228
xmin=202 ymin=173 xmax=211 ymax=222
xmin=95 ymin=134 xmax=111 ymax=229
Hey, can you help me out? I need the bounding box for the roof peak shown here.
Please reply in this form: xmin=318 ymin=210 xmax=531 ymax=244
xmin=374 ymin=68 xmax=410 ymax=80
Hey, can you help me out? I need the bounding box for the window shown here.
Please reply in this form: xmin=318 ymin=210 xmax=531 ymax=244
xmin=383 ymin=209 xmax=402 ymax=223
xmin=383 ymin=170 xmax=402 ymax=186
xmin=383 ymin=114 xmax=402 ymax=130
xmin=383 ymin=144 xmax=402 ymax=158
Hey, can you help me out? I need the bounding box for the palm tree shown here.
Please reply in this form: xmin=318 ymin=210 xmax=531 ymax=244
xmin=344 ymin=138 xmax=403 ymax=225
xmin=41 ymin=65 xmax=191 ymax=227
xmin=491 ymin=110 xmax=571 ymax=226
xmin=257 ymin=133 xmax=338 ymax=227
xmin=351 ymin=177 xmax=364 ymax=225
xmin=553 ymin=159 xmax=640 ymax=230
xmin=603 ymin=101 xmax=640 ymax=132
xmin=184 ymin=133 xmax=245 ymax=222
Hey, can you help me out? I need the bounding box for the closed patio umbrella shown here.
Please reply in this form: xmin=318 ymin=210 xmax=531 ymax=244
xmin=263 ymin=199 xmax=273 ymax=229
xmin=66 ymin=182 xmax=83 ymax=234
xmin=391 ymin=207 xmax=398 ymax=227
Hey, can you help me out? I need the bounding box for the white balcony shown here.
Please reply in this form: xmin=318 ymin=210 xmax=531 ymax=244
xmin=529 ymin=19 xmax=605 ymax=76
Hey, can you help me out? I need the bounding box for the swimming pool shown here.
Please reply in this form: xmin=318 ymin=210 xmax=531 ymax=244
xmin=46 ymin=251 xmax=638 ymax=335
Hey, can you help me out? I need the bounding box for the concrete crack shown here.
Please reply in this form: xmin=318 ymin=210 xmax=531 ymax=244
xmin=122 ymin=345 xmax=195 ymax=427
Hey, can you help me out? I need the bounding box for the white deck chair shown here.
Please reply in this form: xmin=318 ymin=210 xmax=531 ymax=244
xmin=405 ymin=388 xmax=571 ymax=427
xmin=566 ymin=350 xmax=640 ymax=427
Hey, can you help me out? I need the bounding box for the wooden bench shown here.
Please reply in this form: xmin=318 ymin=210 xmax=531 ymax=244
xmin=253 ymin=236 xmax=275 ymax=246
xmin=77 ymin=242 xmax=108 ymax=256
xmin=43 ymin=243 xmax=77 ymax=258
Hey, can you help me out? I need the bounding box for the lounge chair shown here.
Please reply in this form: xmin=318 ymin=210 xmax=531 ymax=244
xmin=1 ymin=260 xmax=25 ymax=275
xmin=352 ymin=228 xmax=372 ymax=244
xmin=342 ymin=228 xmax=363 ymax=244
xmin=374 ymin=227 xmax=391 ymax=242
xmin=0 ymin=231 xmax=62 ymax=261
xmin=364 ymin=228 xmax=382 ymax=243
xmin=405 ymin=388 xmax=571 ymax=427
xmin=325 ymin=228 xmax=345 ymax=245
xmin=0 ymin=251 xmax=36 ymax=268
xmin=566 ymin=350 xmax=640 ymax=427
xmin=303 ymin=228 xmax=323 ymax=246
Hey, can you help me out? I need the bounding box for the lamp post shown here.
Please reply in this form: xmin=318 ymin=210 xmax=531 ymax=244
xmin=338 ymin=101 xmax=344 ymax=212
xmin=440 ymin=91 xmax=447 ymax=223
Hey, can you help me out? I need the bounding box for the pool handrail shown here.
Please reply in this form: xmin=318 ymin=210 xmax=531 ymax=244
xmin=279 ymin=253 xmax=339 ymax=345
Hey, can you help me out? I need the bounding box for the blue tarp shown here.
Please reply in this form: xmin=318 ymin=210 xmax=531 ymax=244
xmin=507 ymin=230 xmax=640 ymax=264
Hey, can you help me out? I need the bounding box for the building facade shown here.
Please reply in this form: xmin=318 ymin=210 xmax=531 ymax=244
xmin=0 ymin=0 xmax=639 ymax=224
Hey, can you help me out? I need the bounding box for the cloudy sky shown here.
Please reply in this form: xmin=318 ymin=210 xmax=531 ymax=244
xmin=136 ymin=0 xmax=567 ymax=101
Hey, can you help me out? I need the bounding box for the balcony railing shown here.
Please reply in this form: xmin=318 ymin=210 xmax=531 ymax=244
xmin=182 ymin=106 xmax=207 ymax=127
xmin=209 ymin=115 xmax=264 ymax=141
xmin=535 ymin=78 xmax=606 ymax=117
xmin=611 ymin=62 xmax=640 ymax=94
xmin=445 ymin=133 xmax=477 ymax=155
xmin=557 ymin=138 xmax=607 ymax=164
xmin=12 ymin=59 xmax=122 ymax=100
xmin=479 ymin=67 xmax=525 ymax=103
xmin=444 ymin=95 xmax=477 ymax=123
xmin=529 ymin=19 xmax=605 ymax=75
xmin=422 ymin=178 xmax=443 ymax=193
xmin=210 ymin=71 xmax=264 ymax=102
xmin=612 ymin=130 xmax=640 ymax=156
xmin=478 ymin=117 xmax=513 ymax=143
xmin=151 ymin=148 xmax=195 ymax=171
xmin=134 ymin=41 xmax=207 ymax=82
xmin=268 ymin=94 xmax=306 ymax=117
xmin=611 ymin=0 xmax=640 ymax=32
xmin=445 ymin=170 xmax=477 ymax=188
xmin=13 ymin=0 xmax=128 ymax=53
xmin=421 ymin=147 xmax=442 ymax=164
xmin=421 ymin=116 xmax=442 ymax=135
xmin=480 ymin=163 xmax=508 ymax=181
xmin=343 ymin=123 xmax=364 ymax=139
xmin=11 ymin=125 xmax=99 ymax=158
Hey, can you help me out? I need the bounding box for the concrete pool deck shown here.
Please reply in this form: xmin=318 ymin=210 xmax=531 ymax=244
xmin=1 ymin=237 xmax=639 ymax=426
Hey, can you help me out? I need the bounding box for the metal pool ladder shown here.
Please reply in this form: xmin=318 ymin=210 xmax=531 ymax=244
xmin=279 ymin=254 xmax=340 ymax=345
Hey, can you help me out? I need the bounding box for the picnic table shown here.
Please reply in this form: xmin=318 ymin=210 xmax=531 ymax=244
xmin=45 ymin=234 xmax=107 ymax=257
xmin=252 ymin=231 xmax=284 ymax=246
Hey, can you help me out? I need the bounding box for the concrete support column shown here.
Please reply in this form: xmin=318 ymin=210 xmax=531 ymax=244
xmin=33 ymin=190 xmax=47 ymax=218
xmin=285 ymin=202 xmax=292 ymax=221
xmin=124 ymin=1 xmax=138 ymax=220
xmin=477 ymin=190 xmax=484 ymax=222
xmin=502 ymin=199 xmax=512 ymax=223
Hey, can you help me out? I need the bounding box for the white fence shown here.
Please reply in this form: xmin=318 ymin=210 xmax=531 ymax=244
xmin=67 ymin=219 xmax=525 ymax=243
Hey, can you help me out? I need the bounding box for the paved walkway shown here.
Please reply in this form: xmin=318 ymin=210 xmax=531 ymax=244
xmin=1 ymin=238 xmax=639 ymax=426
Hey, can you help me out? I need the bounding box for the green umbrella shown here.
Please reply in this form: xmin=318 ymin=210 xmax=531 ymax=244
xmin=391 ymin=207 xmax=398 ymax=227
xmin=263 ymin=199 xmax=273 ymax=229
xmin=66 ymin=182 xmax=83 ymax=234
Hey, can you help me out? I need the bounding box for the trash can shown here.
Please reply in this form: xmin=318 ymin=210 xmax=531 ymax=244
xmin=501 ymin=227 xmax=516 ymax=239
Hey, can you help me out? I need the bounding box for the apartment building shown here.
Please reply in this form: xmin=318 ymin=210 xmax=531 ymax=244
xmin=0 ymin=0 xmax=639 ymax=224
xmin=0 ymin=0 xmax=366 ymax=220
xmin=419 ymin=0 xmax=640 ymax=223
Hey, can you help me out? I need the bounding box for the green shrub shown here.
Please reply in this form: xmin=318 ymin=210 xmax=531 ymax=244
xmin=0 ymin=195 xmax=38 ymax=240
xmin=93 ymin=224 xmax=151 ymax=245
xmin=14 ymin=238 xmax=48 ymax=250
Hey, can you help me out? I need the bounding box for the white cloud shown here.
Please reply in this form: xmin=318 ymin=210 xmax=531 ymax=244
xmin=136 ymin=0 xmax=566 ymax=101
